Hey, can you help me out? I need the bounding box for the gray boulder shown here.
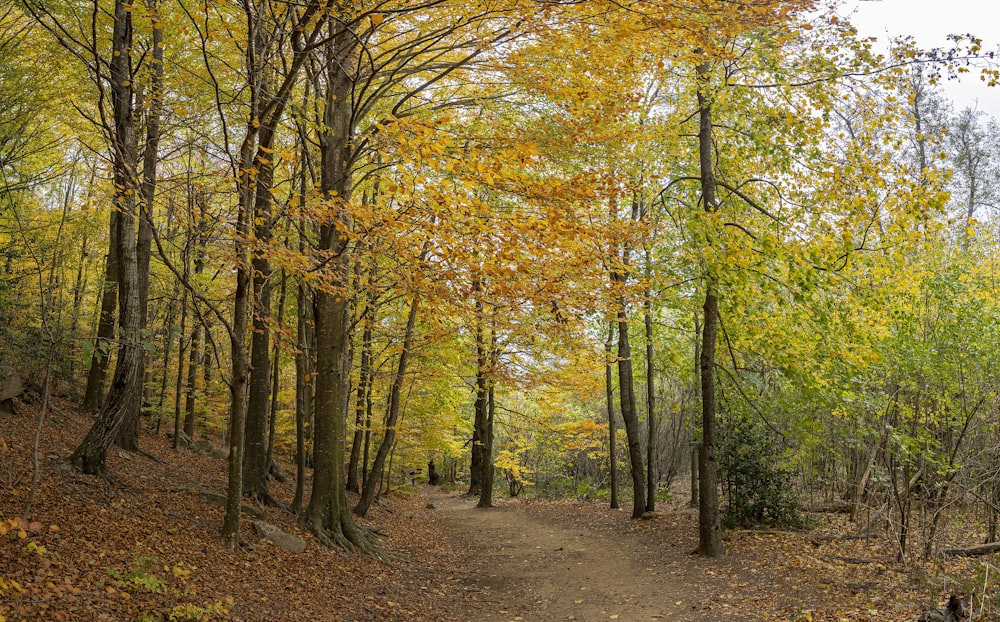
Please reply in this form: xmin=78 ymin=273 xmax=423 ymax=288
xmin=252 ymin=520 xmax=307 ymax=553
xmin=196 ymin=489 xmax=263 ymax=518
xmin=0 ymin=363 xmax=22 ymax=415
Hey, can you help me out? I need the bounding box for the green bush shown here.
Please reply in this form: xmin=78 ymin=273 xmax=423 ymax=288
xmin=719 ymin=414 xmax=803 ymax=529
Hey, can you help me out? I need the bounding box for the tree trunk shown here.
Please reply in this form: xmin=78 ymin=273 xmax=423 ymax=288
xmin=172 ymin=291 xmax=188 ymax=449
xmin=183 ymin=321 xmax=201 ymax=438
xmin=156 ymin=289 xmax=176 ymax=435
xmin=347 ymin=281 xmax=373 ymax=494
xmin=69 ymin=169 xmax=96 ymax=388
xmin=266 ymin=271 xmax=287 ymax=474
xmin=479 ymin=366 xmax=496 ymax=508
xmin=606 ymin=320 xmax=619 ymax=509
xmin=355 ymin=297 xmax=419 ymax=517
xmin=617 ymin=308 xmax=646 ymax=518
xmin=644 ymin=270 xmax=656 ymax=512
xmin=71 ymin=0 xmax=144 ymax=475
xmin=696 ymin=58 xmax=722 ymax=557
xmin=82 ymin=210 xmax=119 ymax=413
xmin=301 ymin=29 xmax=372 ymax=553
xmin=115 ymin=0 xmax=161 ymax=451
xmin=698 ymin=289 xmax=721 ymax=555
xmin=243 ymin=116 xmax=283 ymax=504
xmin=467 ymin=276 xmax=485 ymax=499
xmin=292 ymin=276 xmax=313 ymax=514
xmin=183 ymin=196 xmax=206 ymax=438
xmin=361 ymin=376 xmax=373 ymax=489
xmin=221 ymin=92 xmax=258 ymax=551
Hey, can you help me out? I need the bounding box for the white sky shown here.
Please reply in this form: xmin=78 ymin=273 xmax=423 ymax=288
xmin=841 ymin=0 xmax=1000 ymax=118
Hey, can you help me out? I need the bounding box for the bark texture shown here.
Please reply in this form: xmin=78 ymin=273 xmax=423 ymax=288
xmin=696 ymin=59 xmax=722 ymax=557
xmin=72 ymin=0 xmax=143 ymax=475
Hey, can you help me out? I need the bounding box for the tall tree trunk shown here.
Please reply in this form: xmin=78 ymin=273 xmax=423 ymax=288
xmin=243 ymin=117 xmax=281 ymax=504
xmin=82 ymin=210 xmax=119 ymax=413
xmin=266 ymin=271 xmax=287 ymax=474
xmin=71 ymin=0 xmax=143 ymax=474
xmin=172 ymin=291 xmax=189 ymax=449
xmin=617 ymin=306 xmax=646 ymax=518
xmin=347 ymin=294 xmax=373 ymax=494
xmin=292 ymin=274 xmax=313 ymax=514
xmin=221 ymin=66 xmax=260 ymax=550
xmin=606 ymin=320 xmax=619 ymax=509
xmin=479 ymin=352 xmax=496 ymax=509
xmin=69 ymin=169 xmax=95 ymax=389
xmin=221 ymin=0 xmax=339 ymax=538
xmin=361 ymin=374 xmax=373 ymax=488
xmin=644 ymin=274 xmax=656 ymax=513
xmin=156 ymin=288 xmax=176 ymax=435
xmin=184 ymin=195 xmax=206 ymax=438
xmin=609 ymin=191 xmax=646 ymax=518
xmin=355 ymin=297 xmax=419 ymax=517
xmin=116 ymin=0 xmax=161 ymax=451
xmin=184 ymin=322 xmax=202 ymax=438
xmin=301 ymin=29 xmax=371 ymax=553
xmin=467 ymin=275 xmax=485 ymax=499
xmin=696 ymin=58 xmax=722 ymax=557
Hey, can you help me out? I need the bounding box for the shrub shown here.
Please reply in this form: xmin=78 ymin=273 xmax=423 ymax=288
xmin=719 ymin=414 xmax=803 ymax=529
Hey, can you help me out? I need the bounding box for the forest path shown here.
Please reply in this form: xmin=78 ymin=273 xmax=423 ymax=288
xmin=425 ymin=489 xmax=714 ymax=621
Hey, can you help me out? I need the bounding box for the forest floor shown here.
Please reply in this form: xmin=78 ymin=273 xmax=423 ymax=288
xmin=0 ymin=391 xmax=986 ymax=621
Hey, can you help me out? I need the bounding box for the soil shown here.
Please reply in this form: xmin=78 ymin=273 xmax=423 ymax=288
xmin=426 ymin=490 xmax=699 ymax=621
xmin=0 ymin=391 xmax=974 ymax=621
xmin=424 ymin=491 xmax=901 ymax=622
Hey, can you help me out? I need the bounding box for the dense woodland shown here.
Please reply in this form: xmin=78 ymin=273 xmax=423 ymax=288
xmin=5 ymin=0 xmax=1000 ymax=611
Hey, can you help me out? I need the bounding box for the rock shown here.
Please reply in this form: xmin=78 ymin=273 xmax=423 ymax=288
xmin=404 ymin=511 xmax=414 ymax=519
xmin=190 ymin=439 xmax=229 ymax=460
xmin=917 ymin=594 xmax=969 ymax=622
xmin=196 ymin=489 xmax=263 ymax=518
xmin=209 ymin=446 xmax=229 ymax=460
xmin=425 ymin=501 xmax=436 ymax=509
xmin=252 ymin=520 xmax=307 ymax=553
xmin=0 ymin=362 xmax=22 ymax=415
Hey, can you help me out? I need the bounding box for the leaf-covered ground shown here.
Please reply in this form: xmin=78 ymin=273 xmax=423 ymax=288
xmin=0 ymin=393 xmax=987 ymax=621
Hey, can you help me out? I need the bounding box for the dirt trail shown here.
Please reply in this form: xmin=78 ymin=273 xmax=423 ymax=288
xmin=425 ymin=490 xmax=717 ymax=621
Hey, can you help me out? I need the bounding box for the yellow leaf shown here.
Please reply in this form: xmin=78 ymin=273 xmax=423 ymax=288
xmin=371 ymin=12 xmax=383 ymax=26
